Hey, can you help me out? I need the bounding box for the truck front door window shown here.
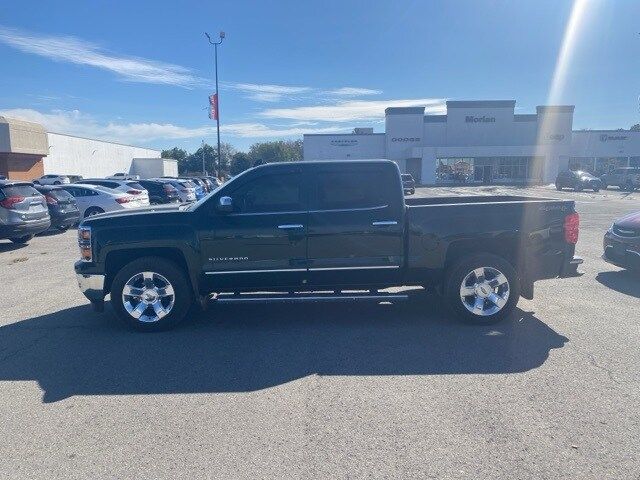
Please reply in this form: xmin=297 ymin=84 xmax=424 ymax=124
xmin=233 ymin=174 xmax=304 ymax=214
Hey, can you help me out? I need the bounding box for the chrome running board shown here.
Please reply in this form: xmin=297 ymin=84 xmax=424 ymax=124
xmin=214 ymin=292 xmax=409 ymax=304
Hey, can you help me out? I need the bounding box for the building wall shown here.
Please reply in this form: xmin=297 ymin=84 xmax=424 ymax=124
xmin=0 ymin=153 xmax=44 ymax=180
xmin=303 ymin=134 xmax=385 ymax=161
xmin=305 ymin=100 xmax=586 ymax=184
xmin=45 ymin=133 xmax=160 ymax=178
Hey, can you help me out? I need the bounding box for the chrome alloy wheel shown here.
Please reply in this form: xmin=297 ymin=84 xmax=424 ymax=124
xmin=459 ymin=266 xmax=510 ymax=317
xmin=122 ymin=271 xmax=175 ymax=323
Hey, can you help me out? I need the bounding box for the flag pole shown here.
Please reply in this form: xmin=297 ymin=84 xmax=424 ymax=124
xmin=205 ymin=31 xmax=225 ymax=176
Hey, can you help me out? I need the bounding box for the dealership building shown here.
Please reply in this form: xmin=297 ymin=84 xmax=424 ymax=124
xmin=303 ymin=100 xmax=640 ymax=185
xmin=0 ymin=116 xmax=176 ymax=181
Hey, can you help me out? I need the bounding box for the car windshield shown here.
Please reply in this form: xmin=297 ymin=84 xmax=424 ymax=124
xmin=126 ymin=182 xmax=144 ymax=190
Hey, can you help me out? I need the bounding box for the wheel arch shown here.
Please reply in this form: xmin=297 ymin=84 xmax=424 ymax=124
xmin=444 ymin=235 xmax=521 ymax=271
xmin=104 ymin=247 xmax=195 ymax=295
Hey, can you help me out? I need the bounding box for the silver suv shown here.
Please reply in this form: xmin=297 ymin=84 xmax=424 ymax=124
xmin=601 ymin=167 xmax=640 ymax=191
xmin=0 ymin=180 xmax=51 ymax=244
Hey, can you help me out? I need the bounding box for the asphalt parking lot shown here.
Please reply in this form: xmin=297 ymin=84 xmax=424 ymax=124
xmin=0 ymin=185 xmax=638 ymax=479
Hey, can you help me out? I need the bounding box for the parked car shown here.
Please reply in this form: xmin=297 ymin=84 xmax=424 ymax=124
xmin=60 ymin=184 xmax=140 ymax=218
xmin=191 ymin=176 xmax=214 ymax=193
xmin=401 ymin=174 xmax=416 ymax=195
xmin=75 ymin=160 xmax=583 ymax=331
xmin=600 ymin=167 xmax=640 ymax=191
xmin=0 ymin=180 xmax=50 ymax=244
xmin=555 ymin=170 xmax=602 ymax=192
xmin=107 ymin=173 xmax=140 ymax=181
xmin=75 ymin=179 xmax=150 ymax=208
xmin=206 ymin=176 xmax=223 ymax=189
xmin=603 ymin=211 xmax=640 ymax=270
xmin=137 ymin=179 xmax=181 ymax=205
xmin=33 ymin=185 xmax=81 ymax=231
xmin=32 ymin=174 xmax=71 ymax=185
xmin=67 ymin=175 xmax=83 ymax=183
xmin=180 ymin=178 xmax=205 ymax=200
xmin=153 ymin=179 xmax=197 ymax=203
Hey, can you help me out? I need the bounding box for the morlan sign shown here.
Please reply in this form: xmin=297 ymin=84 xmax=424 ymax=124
xmin=466 ymin=115 xmax=496 ymax=124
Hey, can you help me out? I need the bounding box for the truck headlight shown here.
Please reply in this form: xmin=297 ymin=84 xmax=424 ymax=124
xmin=78 ymin=225 xmax=92 ymax=262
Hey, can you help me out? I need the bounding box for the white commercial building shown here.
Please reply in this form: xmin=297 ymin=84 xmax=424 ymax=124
xmin=0 ymin=116 xmax=177 ymax=181
xmin=303 ymin=100 xmax=640 ymax=185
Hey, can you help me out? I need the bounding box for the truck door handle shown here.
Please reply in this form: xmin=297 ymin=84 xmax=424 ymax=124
xmin=278 ymin=224 xmax=304 ymax=230
xmin=372 ymin=221 xmax=398 ymax=226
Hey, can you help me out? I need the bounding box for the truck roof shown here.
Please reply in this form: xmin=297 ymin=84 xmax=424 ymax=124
xmin=254 ymin=159 xmax=398 ymax=170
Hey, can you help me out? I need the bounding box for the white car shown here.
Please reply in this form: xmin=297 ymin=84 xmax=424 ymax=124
xmin=60 ymin=184 xmax=140 ymax=218
xmin=107 ymin=173 xmax=140 ymax=181
xmin=33 ymin=174 xmax=71 ymax=185
xmin=75 ymin=179 xmax=150 ymax=208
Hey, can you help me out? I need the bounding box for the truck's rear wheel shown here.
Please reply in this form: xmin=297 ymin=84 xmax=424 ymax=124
xmin=444 ymin=253 xmax=520 ymax=324
xmin=111 ymin=256 xmax=193 ymax=331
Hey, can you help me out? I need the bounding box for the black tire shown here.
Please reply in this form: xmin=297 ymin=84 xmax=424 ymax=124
xmin=84 ymin=207 xmax=104 ymax=218
xmin=56 ymin=225 xmax=70 ymax=232
xmin=574 ymin=184 xmax=583 ymax=192
xmin=555 ymin=183 xmax=562 ymax=191
xmin=625 ymin=181 xmax=636 ymax=192
xmin=592 ymin=188 xmax=600 ymax=193
xmin=443 ymin=253 xmax=520 ymax=325
xmin=111 ymin=256 xmax=193 ymax=332
xmin=9 ymin=234 xmax=34 ymax=244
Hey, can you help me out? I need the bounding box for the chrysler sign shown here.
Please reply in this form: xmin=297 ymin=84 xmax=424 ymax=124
xmin=330 ymin=139 xmax=358 ymax=147
xmin=466 ymin=115 xmax=496 ymax=123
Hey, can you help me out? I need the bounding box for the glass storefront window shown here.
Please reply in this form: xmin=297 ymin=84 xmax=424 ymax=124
xmin=436 ymin=158 xmax=474 ymax=183
xmin=436 ymin=156 xmax=535 ymax=184
xmin=569 ymin=157 xmax=595 ymax=173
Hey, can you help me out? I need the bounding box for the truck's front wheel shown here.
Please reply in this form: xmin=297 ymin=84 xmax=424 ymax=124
xmin=111 ymin=256 xmax=193 ymax=331
xmin=444 ymin=253 xmax=520 ymax=325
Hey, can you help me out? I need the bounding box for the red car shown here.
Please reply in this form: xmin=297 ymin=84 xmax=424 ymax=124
xmin=603 ymin=211 xmax=640 ymax=270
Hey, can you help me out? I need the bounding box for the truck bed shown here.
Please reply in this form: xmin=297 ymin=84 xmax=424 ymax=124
xmin=405 ymin=195 xmax=563 ymax=207
xmin=404 ymin=194 xmax=576 ymax=282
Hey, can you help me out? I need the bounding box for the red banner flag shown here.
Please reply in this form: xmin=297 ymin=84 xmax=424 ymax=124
xmin=208 ymin=94 xmax=218 ymax=120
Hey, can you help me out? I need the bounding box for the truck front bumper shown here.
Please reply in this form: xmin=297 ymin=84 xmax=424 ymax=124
xmin=76 ymin=273 xmax=105 ymax=302
xmin=75 ymin=260 xmax=105 ymax=302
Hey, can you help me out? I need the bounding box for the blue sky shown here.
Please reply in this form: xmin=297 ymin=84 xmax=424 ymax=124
xmin=1 ymin=0 xmax=639 ymax=152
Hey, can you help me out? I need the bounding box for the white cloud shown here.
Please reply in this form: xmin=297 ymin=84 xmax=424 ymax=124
xmin=327 ymin=87 xmax=382 ymax=96
xmin=260 ymin=98 xmax=446 ymax=122
xmin=0 ymin=26 xmax=204 ymax=88
xmin=225 ymin=83 xmax=313 ymax=102
xmin=220 ymin=122 xmax=347 ymax=138
xmin=0 ymin=108 xmax=344 ymax=143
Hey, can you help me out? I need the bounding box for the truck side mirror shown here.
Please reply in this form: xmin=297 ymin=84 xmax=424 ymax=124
xmin=216 ymin=196 xmax=233 ymax=213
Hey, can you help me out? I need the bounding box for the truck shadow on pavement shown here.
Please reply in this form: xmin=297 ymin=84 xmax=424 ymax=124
xmin=0 ymin=294 xmax=568 ymax=403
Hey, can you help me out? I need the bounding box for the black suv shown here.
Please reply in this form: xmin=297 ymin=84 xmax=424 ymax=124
xmin=33 ymin=185 xmax=80 ymax=231
xmin=137 ymin=179 xmax=180 ymax=205
xmin=401 ymin=174 xmax=416 ymax=195
xmin=555 ymin=170 xmax=602 ymax=192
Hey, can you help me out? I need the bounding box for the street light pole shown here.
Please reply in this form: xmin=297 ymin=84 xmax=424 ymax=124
xmin=201 ymin=139 xmax=205 ymax=175
xmin=205 ymin=31 xmax=225 ymax=176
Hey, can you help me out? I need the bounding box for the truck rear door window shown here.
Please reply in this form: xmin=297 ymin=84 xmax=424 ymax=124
xmin=315 ymin=170 xmax=387 ymax=210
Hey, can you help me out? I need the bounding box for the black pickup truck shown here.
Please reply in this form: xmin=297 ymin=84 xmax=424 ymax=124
xmin=75 ymin=160 xmax=582 ymax=331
